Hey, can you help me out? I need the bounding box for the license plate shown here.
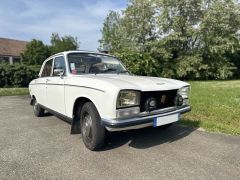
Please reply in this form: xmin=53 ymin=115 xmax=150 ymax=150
xmin=153 ymin=113 xmax=180 ymax=127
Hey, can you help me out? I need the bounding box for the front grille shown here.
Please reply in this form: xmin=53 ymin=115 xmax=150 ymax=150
xmin=140 ymin=90 xmax=177 ymax=112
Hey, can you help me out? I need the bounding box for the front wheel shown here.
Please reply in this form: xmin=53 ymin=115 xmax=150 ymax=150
xmin=80 ymin=102 xmax=106 ymax=151
xmin=33 ymin=98 xmax=44 ymax=117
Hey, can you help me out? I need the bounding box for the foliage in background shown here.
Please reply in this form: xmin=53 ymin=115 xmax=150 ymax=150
xmin=50 ymin=33 xmax=80 ymax=54
xmin=4 ymin=33 xmax=79 ymax=87
xmin=0 ymin=64 xmax=40 ymax=87
xmin=21 ymin=39 xmax=50 ymax=65
xmin=100 ymin=0 xmax=240 ymax=80
xmin=21 ymin=33 xmax=80 ymax=65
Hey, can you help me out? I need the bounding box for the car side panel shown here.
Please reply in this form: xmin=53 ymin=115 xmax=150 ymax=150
xmin=64 ymin=85 xmax=117 ymax=120
xmin=30 ymin=78 xmax=47 ymax=105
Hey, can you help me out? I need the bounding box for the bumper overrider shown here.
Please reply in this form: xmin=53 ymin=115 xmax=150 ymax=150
xmin=101 ymin=105 xmax=191 ymax=131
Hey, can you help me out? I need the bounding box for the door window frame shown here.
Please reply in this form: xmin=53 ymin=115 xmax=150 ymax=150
xmin=53 ymin=55 xmax=67 ymax=77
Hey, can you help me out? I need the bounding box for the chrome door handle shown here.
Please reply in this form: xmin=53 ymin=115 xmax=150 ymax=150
xmin=46 ymin=79 xmax=50 ymax=82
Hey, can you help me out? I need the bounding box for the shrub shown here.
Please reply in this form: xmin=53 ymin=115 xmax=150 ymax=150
xmin=0 ymin=64 xmax=40 ymax=87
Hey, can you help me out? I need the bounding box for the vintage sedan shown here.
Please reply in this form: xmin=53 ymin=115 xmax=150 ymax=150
xmin=29 ymin=50 xmax=191 ymax=150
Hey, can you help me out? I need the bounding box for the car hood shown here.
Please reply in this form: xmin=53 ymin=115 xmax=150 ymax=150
xmin=69 ymin=74 xmax=189 ymax=91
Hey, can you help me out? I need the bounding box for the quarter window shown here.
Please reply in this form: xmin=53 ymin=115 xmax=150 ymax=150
xmin=41 ymin=59 xmax=53 ymax=77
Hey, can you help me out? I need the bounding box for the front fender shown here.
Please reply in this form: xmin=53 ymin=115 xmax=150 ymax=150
xmin=64 ymin=86 xmax=117 ymax=119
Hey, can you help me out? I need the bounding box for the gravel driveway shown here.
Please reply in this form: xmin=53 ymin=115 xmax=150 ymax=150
xmin=0 ymin=96 xmax=239 ymax=180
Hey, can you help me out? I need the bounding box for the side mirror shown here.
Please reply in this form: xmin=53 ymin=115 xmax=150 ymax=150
xmin=53 ymin=68 xmax=64 ymax=76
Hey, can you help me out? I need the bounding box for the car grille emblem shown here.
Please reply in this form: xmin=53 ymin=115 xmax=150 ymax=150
xmin=161 ymin=95 xmax=166 ymax=104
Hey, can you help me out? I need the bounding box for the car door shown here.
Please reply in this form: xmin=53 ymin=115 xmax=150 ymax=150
xmin=46 ymin=55 xmax=66 ymax=115
xmin=35 ymin=59 xmax=53 ymax=106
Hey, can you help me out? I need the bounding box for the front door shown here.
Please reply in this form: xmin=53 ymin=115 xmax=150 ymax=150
xmin=35 ymin=59 xmax=53 ymax=106
xmin=46 ymin=56 xmax=66 ymax=115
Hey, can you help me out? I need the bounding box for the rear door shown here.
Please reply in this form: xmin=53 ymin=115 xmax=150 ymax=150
xmin=46 ymin=55 xmax=66 ymax=114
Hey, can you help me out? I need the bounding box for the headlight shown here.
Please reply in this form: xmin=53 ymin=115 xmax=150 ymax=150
xmin=117 ymin=90 xmax=140 ymax=108
xmin=177 ymin=86 xmax=190 ymax=106
xmin=178 ymin=86 xmax=190 ymax=99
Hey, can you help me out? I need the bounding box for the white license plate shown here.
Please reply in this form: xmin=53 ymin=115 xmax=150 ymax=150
xmin=153 ymin=113 xmax=180 ymax=127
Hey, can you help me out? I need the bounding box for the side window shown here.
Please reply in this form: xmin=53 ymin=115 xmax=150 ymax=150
xmin=41 ymin=59 xmax=53 ymax=77
xmin=53 ymin=56 xmax=66 ymax=76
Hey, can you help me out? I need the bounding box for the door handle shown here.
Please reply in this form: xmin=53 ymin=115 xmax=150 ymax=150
xmin=46 ymin=79 xmax=50 ymax=83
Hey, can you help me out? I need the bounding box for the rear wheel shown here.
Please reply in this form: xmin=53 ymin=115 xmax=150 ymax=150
xmin=80 ymin=102 xmax=106 ymax=151
xmin=33 ymin=98 xmax=44 ymax=117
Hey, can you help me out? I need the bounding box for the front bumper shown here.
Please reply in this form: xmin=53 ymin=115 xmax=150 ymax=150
xmin=101 ymin=105 xmax=191 ymax=131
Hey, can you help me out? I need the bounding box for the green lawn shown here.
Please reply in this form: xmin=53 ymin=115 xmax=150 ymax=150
xmin=180 ymin=80 xmax=240 ymax=135
xmin=0 ymin=88 xmax=29 ymax=96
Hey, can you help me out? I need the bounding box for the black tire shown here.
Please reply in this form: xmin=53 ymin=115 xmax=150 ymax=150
xmin=80 ymin=102 xmax=106 ymax=151
xmin=33 ymin=98 xmax=44 ymax=117
xmin=159 ymin=123 xmax=173 ymax=129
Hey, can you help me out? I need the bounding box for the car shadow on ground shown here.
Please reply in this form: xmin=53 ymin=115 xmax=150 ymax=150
xmin=44 ymin=111 xmax=197 ymax=151
xmin=103 ymin=124 xmax=198 ymax=150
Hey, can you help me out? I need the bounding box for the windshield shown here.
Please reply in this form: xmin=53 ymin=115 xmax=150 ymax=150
xmin=67 ymin=53 xmax=128 ymax=75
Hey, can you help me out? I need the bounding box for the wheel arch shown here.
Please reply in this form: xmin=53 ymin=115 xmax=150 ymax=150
xmin=72 ymin=97 xmax=93 ymax=118
xmin=71 ymin=96 xmax=99 ymax=134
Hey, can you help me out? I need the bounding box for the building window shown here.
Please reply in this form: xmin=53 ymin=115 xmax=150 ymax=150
xmin=0 ymin=56 xmax=9 ymax=64
xmin=13 ymin=57 xmax=21 ymax=64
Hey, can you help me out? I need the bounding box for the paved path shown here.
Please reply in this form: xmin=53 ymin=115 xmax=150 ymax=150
xmin=0 ymin=96 xmax=239 ymax=180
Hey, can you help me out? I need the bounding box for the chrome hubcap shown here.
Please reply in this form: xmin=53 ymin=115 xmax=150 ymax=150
xmin=82 ymin=113 xmax=92 ymax=141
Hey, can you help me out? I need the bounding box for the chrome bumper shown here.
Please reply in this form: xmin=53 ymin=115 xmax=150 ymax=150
xmin=101 ymin=106 xmax=191 ymax=130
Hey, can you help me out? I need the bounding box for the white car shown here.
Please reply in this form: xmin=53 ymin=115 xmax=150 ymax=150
xmin=29 ymin=50 xmax=191 ymax=150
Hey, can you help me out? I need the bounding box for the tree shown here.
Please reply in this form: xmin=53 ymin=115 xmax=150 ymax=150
xmin=100 ymin=0 xmax=240 ymax=80
xmin=155 ymin=0 xmax=205 ymax=79
xmin=100 ymin=0 xmax=161 ymax=75
xmin=21 ymin=34 xmax=80 ymax=65
xmin=99 ymin=11 xmax=123 ymax=53
xmin=155 ymin=0 xmax=240 ymax=79
xmin=21 ymin=39 xmax=50 ymax=65
xmin=50 ymin=33 xmax=80 ymax=54
xmin=100 ymin=0 xmax=157 ymax=53
xmin=121 ymin=0 xmax=157 ymax=52
xmin=199 ymin=0 xmax=240 ymax=79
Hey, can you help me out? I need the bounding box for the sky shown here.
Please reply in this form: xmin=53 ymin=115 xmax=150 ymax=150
xmin=0 ymin=0 xmax=127 ymax=51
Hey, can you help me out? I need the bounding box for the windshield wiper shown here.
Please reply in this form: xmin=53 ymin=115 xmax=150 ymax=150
xmin=117 ymin=70 xmax=129 ymax=74
xmin=106 ymin=68 xmax=118 ymax=72
xmin=94 ymin=68 xmax=117 ymax=75
xmin=94 ymin=69 xmax=129 ymax=75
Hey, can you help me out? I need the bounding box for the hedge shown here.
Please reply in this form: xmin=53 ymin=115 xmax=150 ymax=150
xmin=0 ymin=64 xmax=41 ymax=87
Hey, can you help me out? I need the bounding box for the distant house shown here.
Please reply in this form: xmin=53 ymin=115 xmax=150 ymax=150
xmin=0 ymin=38 xmax=28 ymax=64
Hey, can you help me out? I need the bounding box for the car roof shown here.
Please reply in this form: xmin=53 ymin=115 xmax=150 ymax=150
xmin=48 ymin=50 xmax=114 ymax=59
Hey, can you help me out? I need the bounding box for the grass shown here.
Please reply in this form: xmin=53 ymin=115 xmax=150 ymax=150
xmin=180 ymin=80 xmax=240 ymax=136
xmin=0 ymin=88 xmax=29 ymax=96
